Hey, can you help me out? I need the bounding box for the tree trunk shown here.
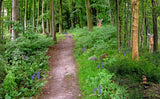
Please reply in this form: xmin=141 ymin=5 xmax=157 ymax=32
xmin=152 ymin=0 xmax=158 ymax=52
xmin=42 ymin=0 xmax=46 ymax=35
xmin=124 ymin=1 xmax=129 ymax=47
xmin=33 ymin=0 xmax=35 ymax=31
xmin=59 ymin=0 xmax=62 ymax=34
xmin=85 ymin=0 xmax=93 ymax=31
xmin=46 ymin=3 xmax=49 ymax=34
xmin=131 ymin=0 xmax=139 ymax=61
xmin=80 ymin=8 xmax=83 ymax=28
xmin=0 ymin=0 xmax=3 ymax=43
xmin=108 ymin=0 xmax=112 ymax=24
xmin=140 ymin=9 xmax=145 ymax=48
xmin=36 ymin=0 xmax=40 ymax=33
xmin=117 ymin=0 xmax=120 ymax=52
xmin=11 ymin=0 xmax=19 ymax=40
xmin=24 ymin=0 xmax=27 ymax=31
xmin=51 ymin=0 xmax=57 ymax=42
xmin=0 ymin=0 xmax=3 ymax=44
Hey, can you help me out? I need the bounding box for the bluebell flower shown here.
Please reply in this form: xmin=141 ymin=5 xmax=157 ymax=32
xmin=101 ymin=63 xmax=104 ymax=66
xmin=126 ymin=50 xmax=129 ymax=53
xmin=31 ymin=74 xmax=36 ymax=80
xmin=99 ymin=85 xmax=101 ymax=94
xmin=97 ymin=65 xmax=100 ymax=69
xmin=37 ymin=71 xmax=40 ymax=80
xmin=93 ymin=88 xmax=97 ymax=94
xmin=124 ymin=53 xmax=126 ymax=56
xmin=101 ymin=66 xmax=104 ymax=69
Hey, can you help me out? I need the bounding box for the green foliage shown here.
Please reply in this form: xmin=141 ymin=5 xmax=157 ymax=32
xmin=0 ymin=33 xmax=55 ymax=98
xmin=106 ymin=52 xmax=160 ymax=83
xmin=72 ymin=25 xmax=127 ymax=99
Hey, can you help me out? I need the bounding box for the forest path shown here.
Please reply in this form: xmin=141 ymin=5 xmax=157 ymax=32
xmin=38 ymin=34 xmax=80 ymax=99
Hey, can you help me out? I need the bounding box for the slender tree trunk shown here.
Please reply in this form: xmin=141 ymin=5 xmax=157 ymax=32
xmin=152 ymin=0 xmax=158 ymax=52
xmin=80 ymin=8 xmax=83 ymax=28
xmin=0 ymin=0 xmax=3 ymax=44
xmin=124 ymin=1 xmax=129 ymax=47
xmin=140 ymin=9 xmax=145 ymax=48
xmin=42 ymin=0 xmax=46 ymax=35
xmin=46 ymin=3 xmax=49 ymax=34
xmin=131 ymin=0 xmax=139 ymax=61
xmin=0 ymin=0 xmax=3 ymax=43
xmin=117 ymin=0 xmax=120 ymax=52
xmin=36 ymin=0 xmax=40 ymax=33
xmin=108 ymin=0 xmax=112 ymax=24
xmin=24 ymin=0 xmax=27 ymax=31
xmin=51 ymin=0 xmax=57 ymax=42
xmin=59 ymin=0 xmax=62 ymax=34
xmin=85 ymin=0 xmax=93 ymax=31
xmin=11 ymin=0 xmax=19 ymax=40
xmin=33 ymin=0 xmax=35 ymax=31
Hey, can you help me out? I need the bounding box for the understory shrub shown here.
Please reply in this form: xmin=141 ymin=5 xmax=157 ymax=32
xmin=1 ymin=32 xmax=55 ymax=98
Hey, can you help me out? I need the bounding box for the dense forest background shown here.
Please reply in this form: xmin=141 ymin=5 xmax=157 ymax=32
xmin=0 ymin=0 xmax=160 ymax=98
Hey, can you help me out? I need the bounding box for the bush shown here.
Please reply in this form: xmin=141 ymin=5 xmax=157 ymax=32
xmin=106 ymin=52 xmax=160 ymax=83
xmin=1 ymin=33 xmax=55 ymax=98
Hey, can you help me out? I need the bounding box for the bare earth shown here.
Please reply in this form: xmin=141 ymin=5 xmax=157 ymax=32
xmin=38 ymin=34 xmax=80 ymax=99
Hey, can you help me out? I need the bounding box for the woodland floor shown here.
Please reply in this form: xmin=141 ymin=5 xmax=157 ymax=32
xmin=38 ymin=34 xmax=80 ymax=99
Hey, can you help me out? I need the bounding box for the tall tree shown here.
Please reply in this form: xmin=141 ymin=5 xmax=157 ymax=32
xmin=36 ymin=0 xmax=40 ymax=33
xmin=152 ymin=0 xmax=158 ymax=52
xmin=11 ymin=0 xmax=19 ymax=40
xmin=33 ymin=0 xmax=35 ymax=31
xmin=59 ymin=0 xmax=62 ymax=34
xmin=42 ymin=0 xmax=46 ymax=35
xmin=131 ymin=0 xmax=139 ymax=60
xmin=117 ymin=0 xmax=120 ymax=52
xmin=0 ymin=0 xmax=3 ymax=43
xmin=51 ymin=0 xmax=57 ymax=42
xmin=24 ymin=0 xmax=27 ymax=31
xmin=85 ymin=0 xmax=93 ymax=31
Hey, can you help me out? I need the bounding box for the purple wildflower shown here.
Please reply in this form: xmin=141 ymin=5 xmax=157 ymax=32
xmin=99 ymin=85 xmax=101 ymax=94
xmin=93 ymin=88 xmax=97 ymax=94
xmin=126 ymin=50 xmax=129 ymax=53
xmin=97 ymin=65 xmax=100 ymax=69
xmin=124 ymin=53 xmax=126 ymax=56
xmin=31 ymin=74 xmax=36 ymax=80
xmin=101 ymin=66 xmax=104 ymax=69
xmin=101 ymin=63 xmax=104 ymax=66
xmin=37 ymin=71 xmax=40 ymax=80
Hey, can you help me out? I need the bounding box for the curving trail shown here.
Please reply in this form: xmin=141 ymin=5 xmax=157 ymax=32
xmin=38 ymin=34 xmax=80 ymax=99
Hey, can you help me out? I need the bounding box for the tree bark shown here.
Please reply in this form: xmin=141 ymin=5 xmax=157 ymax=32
xmin=0 ymin=0 xmax=3 ymax=43
xmin=140 ymin=8 xmax=145 ymax=48
xmin=42 ymin=0 xmax=46 ymax=35
xmin=36 ymin=0 xmax=40 ymax=33
xmin=46 ymin=3 xmax=49 ymax=34
xmin=85 ymin=0 xmax=93 ymax=31
xmin=131 ymin=0 xmax=139 ymax=61
xmin=152 ymin=0 xmax=158 ymax=52
xmin=108 ymin=0 xmax=112 ymax=24
xmin=11 ymin=0 xmax=19 ymax=40
xmin=51 ymin=0 xmax=57 ymax=42
xmin=59 ymin=0 xmax=62 ymax=34
xmin=117 ymin=0 xmax=120 ymax=52
xmin=24 ymin=0 xmax=27 ymax=31
xmin=33 ymin=0 xmax=35 ymax=31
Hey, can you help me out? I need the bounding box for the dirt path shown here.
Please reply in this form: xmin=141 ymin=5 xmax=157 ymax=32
xmin=38 ymin=34 xmax=80 ymax=99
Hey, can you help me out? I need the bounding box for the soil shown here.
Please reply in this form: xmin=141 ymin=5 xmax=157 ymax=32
xmin=38 ymin=34 xmax=80 ymax=99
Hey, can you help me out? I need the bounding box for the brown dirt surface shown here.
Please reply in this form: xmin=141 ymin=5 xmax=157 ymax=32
xmin=38 ymin=34 xmax=80 ymax=99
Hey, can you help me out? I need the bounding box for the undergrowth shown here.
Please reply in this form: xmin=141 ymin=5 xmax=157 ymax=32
xmin=0 ymin=32 xmax=55 ymax=98
xmin=72 ymin=25 xmax=160 ymax=99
